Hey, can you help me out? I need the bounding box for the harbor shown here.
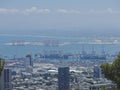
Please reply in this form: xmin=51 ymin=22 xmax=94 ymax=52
xmin=0 ymin=35 xmax=120 ymax=60
xmin=5 ymin=39 xmax=120 ymax=46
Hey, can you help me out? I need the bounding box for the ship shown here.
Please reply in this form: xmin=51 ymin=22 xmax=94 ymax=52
xmin=34 ymin=51 xmax=73 ymax=60
xmin=39 ymin=54 xmax=72 ymax=59
xmin=80 ymin=54 xmax=106 ymax=60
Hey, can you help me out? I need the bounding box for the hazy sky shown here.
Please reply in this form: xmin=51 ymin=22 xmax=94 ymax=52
xmin=0 ymin=0 xmax=120 ymax=35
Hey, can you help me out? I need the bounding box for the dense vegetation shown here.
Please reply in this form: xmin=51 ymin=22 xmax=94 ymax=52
xmin=0 ymin=58 xmax=5 ymax=76
xmin=101 ymin=53 xmax=120 ymax=89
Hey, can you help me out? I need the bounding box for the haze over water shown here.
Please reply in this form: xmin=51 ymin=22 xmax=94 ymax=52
xmin=0 ymin=33 xmax=120 ymax=59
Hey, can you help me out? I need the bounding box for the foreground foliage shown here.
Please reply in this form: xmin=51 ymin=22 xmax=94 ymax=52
xmin=0 ymin=58 xmax=5 ymax=76
xmin=101 ymin=53 xmax=120 ymax=88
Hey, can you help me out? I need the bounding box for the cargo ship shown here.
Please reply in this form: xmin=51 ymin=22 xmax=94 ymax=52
xmin=80 ymin=54 xmax=106 ymax=60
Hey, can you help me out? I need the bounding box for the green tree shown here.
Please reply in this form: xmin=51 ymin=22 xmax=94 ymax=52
xmin=101 ymin=53 xmax=120 ymax=89
xmin=0 ymin=58 xmax=5 ymax=76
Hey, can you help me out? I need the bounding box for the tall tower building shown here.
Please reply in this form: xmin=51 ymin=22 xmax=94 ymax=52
xmin=4 ymin=69 xmax=12 ymax=90
xmin=26 ymin=54 xmax=33 ymax=67
xmin=0 ymin=68 xmax=12 ymax=90
xmin=58 ymin=67 xmax=70 ymax=90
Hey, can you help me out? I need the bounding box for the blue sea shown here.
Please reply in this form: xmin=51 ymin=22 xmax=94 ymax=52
xmin=0 ymin=34 xmax=120 ymax=59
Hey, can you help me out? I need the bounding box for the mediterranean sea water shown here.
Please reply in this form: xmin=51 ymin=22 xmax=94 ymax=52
xmin=0 ymin=34 xmax=120 ymax=59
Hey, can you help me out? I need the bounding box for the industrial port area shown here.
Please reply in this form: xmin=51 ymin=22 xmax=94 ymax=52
xmin=5 ymin=38 xmax=120 ymax=46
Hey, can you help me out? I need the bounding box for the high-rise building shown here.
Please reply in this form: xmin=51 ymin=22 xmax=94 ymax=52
xmin=94 ymin=65 xmax=104 ymax=78
xmin=26 ymin=54 xmax=33 ymax=67
xmin=4 ymin=69 xmax=12 ymax=90
xmin=58 ymin=67 xmax=70 ymax=90
xmin=0 ymin=68 xmax=12 ymax=90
